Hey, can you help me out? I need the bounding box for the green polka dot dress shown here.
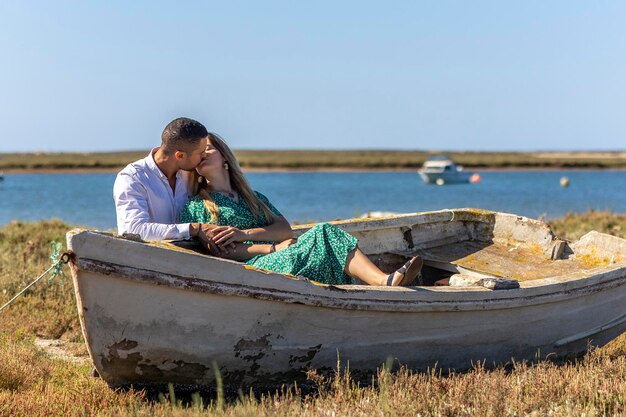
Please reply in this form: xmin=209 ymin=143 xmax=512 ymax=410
xmin=180 ymin=191 xmax=358 ymax=285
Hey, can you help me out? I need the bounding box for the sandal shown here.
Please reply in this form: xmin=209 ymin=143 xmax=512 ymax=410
xmin=386 ymin=256 xmax=423 ymax=286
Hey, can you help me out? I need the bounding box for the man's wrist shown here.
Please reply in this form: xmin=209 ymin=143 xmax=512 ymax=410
xmin=189 ymin=223 xmax=199 ymax=237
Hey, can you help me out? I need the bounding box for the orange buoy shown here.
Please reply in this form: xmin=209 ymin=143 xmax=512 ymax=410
xmin=469 ymin=173 xmax=482 ymax=183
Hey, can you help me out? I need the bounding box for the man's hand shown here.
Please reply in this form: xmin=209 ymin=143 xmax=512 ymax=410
xmin=193 ymin=224 xmax=232 ymax=256
xmin=189 ymin=223 xmax=201 ymax=238
xmin=212 ymin=226 xmax=247 ymax=248
xmin=195 ymin=224 xmax=218 ymax=255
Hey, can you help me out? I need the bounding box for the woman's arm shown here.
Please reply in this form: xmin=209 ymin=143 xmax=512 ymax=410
xmin=212 ymin=215 xmax=293 ymax=248
xmin=217 ymin=238 xmax=297 ymax=262
xmin=243 ymin=215 xmax=293 ymax=241
xmin=219 ymin=243 xmax=273 ymax=262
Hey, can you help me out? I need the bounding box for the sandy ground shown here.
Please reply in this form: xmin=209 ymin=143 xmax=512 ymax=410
xmin=34 ymin=337 xmax=91 ymax=364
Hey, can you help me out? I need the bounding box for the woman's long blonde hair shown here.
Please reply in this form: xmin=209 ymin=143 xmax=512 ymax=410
xmin=189 ymin=132 xmax=276 ymax=225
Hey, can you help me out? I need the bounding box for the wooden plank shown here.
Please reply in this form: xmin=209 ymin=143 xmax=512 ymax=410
xmin=418 ymin=240 xmax=610 ymax=281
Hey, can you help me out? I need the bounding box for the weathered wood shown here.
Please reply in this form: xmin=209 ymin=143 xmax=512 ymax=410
xmin=449 ymin=274 xmax=520 ymax=290
xmin=481 ymin=278 xmax=520 ymax=290
xmin=551 ymin=240 xmax=567 ymax=260
xmin=572 ymin=231 xmax=626 ymax=265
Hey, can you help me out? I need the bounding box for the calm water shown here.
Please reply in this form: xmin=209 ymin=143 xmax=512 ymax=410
xmin=1 ymin=170 xmax=625 ymax=230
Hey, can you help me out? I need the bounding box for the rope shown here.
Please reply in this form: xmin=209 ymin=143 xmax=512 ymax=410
xmin=0 ymin=262 xmax=61 ymax=313
xmin=0 ymin=249 xmax=72 ymax=314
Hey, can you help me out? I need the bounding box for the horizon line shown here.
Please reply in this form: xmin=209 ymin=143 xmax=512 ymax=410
xmin=2 ymin=149 xmax=626 ymax=155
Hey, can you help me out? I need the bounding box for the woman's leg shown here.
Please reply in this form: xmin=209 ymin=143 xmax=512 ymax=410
xmin=344 ymin=248 xmax=387 ymax=285
xmin=344 ymin=248 xmax=421 ymax=286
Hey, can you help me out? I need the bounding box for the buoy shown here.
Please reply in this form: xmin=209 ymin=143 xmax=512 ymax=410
xmin=435 ymin=178 xmax=445 ymax=186
xmin=560 ymin=177 xmax=570 ymax=187
xmin=469 ymin=173 xmax=481 ymax=183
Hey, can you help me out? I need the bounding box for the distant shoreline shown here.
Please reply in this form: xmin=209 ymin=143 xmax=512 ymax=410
xmin=3 ymin=166 xmax=626 ymax=174
xmin=3 ymin=150 xmax=626 ymax=173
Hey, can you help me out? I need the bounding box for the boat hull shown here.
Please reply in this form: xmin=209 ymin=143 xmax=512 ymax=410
xmin=67 ymin=210 xmax=626 ymax=387
xmin=418 ymin=170 xmax=472 ymax=184
xmin=74 ymin=265 xmax=625 ymax=387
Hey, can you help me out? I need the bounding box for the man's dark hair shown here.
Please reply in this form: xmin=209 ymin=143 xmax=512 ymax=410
xmin=161 ymin=117 xmax=208 ymax=154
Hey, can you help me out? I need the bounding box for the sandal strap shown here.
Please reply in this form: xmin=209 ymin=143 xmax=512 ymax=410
xmin=386 ymin=273 xmax=395 ymax=286
xmin=396 ymin=260 xmax=412 ymax=274
xmin=387 ymin=260 xmax=413 ymax=286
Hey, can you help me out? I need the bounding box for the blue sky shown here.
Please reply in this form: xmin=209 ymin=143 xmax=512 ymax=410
xmin=1 ymin=1 xmax=625 ymax=152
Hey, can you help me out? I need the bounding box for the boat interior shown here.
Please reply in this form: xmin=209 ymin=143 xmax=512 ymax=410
xmin=168 ymin=209 xmax=626 ymax=288
xmin=335 ymin=209 xmax=626 ymax=286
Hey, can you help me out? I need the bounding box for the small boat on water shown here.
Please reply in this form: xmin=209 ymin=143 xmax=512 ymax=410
xmin=418 ymin=155 xmax=473 ymax=184
xmin=67 ymin=209 xmax=626 ymax=388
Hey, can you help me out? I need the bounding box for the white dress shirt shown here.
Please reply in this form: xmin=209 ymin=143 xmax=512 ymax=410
xmin=113 ymin=149 xmax=191 ymax=241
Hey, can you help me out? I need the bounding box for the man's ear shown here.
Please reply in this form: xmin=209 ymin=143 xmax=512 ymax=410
xmin=174 ymin=150 xmax=185 ymax=161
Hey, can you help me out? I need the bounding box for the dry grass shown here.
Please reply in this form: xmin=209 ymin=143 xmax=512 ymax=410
xmin=236 ymin=150 xmax=626 ymax=170
xmin=0 ymin=335 xmax=144 ymax=417
xmin=0 ymin=220 xmax=81 ymax=340
xmin=0 ymin=151 xmax=147 ymax=170
xmin=0 ymin=215 xmax=625 ymax=416
xmin=548 ymin=210 xmax=626 ymax=242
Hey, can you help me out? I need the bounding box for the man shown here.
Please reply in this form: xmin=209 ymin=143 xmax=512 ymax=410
xmin=113 ymin=117 xmax=215 ymax=245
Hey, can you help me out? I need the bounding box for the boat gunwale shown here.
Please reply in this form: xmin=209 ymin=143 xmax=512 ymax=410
xmin=73 ymin=255 xmax=626 ymax=313
xmin=286 ymin=207 xmax=536 ymax=233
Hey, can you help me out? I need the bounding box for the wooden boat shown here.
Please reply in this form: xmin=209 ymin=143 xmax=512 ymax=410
xmin=418 ymin=155 xmax=472 ymax=184
xmin=66 ymin=208 xmax=626 ymax=388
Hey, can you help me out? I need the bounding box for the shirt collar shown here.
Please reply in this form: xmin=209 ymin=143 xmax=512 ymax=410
xmin=145 ymin=147 xmax=183 ymax=180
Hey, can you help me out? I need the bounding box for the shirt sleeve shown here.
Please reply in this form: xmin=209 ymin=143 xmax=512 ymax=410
xmin=254 ymin=191 xmax=283 ymax=217
xmin=113 ymin=171 xmax=190 ymax=241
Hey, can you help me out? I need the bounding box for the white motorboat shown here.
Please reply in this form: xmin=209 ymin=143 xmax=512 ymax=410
xmin=418 ymin=155 xmax=473 ymax=184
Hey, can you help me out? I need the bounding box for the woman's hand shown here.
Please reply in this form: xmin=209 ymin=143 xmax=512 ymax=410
xmin=275 ymin=238 xmax=297 ymax=252
xmin=212 ymin=226 xmax=247 ymax=248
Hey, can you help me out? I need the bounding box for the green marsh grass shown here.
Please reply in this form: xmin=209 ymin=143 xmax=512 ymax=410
xmin=1 ymin=214 xmax=625 ymax=416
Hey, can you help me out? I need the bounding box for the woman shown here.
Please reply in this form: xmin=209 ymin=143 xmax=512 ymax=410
xmin=181 ymin=133 xmax=422 ymax=286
